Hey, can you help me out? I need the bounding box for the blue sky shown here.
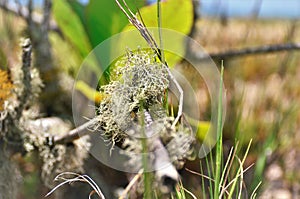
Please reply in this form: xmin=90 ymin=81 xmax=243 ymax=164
xmin=200 ymin=0 xmax=300 ymax=19
xmin=19 ymin=0 xmax=300 ymax=19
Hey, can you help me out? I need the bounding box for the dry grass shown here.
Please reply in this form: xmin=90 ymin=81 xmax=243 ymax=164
xmin=191 ymin=18 xmax=300 ymax=198
xmin=1 ymin=8 xmax=300 ymax=197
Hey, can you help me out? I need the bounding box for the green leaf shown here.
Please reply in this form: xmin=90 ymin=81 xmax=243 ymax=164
xmin=65 ymin=0 xmax=145 ymax=81
xmin=121 ymin=0 xmax=194 ymax=67
xmin=138 ymin=0 xmax=193 ymax=34
xmin=52 ymin=0 xmax=91 ymax=59
xmin=83 ymin=0 xmax=145 ymax=48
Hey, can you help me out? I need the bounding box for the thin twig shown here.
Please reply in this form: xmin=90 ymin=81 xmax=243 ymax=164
xmin=2 ymin=1 xmax=300 ymax=60
xmin=192 ymin=43 xmax=300 ymax=61
xmin=3 ymin=1 xmax=300 ymax=61
xmin=183 ymin=187 xmax=197 ymax=199
xmin=185 ymin=168 xmax=230 ymax=196
xmin=119 ymin=169 xmax=144 ymax=199
xmin=115 ymin=0 xmax=183 ymax=127
xmin=167 ymin=68 xmax=183 ymax=128
xmin=115 ymin=0 xmax=161 ymax=60
xmin=53 ymin=117 xmax=98 ymax=145
xmin=45 ymin=172 xmax=105 ymax=199
xmin=221 ymin=143 xmax=239 ymax=196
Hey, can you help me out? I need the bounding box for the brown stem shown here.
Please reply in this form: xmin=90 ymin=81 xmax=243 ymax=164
xmin=191 ymin=43 xmax=300 ymax=61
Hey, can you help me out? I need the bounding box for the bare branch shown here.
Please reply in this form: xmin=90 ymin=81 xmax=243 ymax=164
xmin=0 ymin=1 xmax=60 ymax=34
xmin=15 ymin=38 xmax=32 ymax=119
xmin=52 ymin=117 xmax=98 ymax=145
xmin=2 ymin=1 xmax=299 ymax=62
xmin=192 ymin=43 xmax=300 ymax=61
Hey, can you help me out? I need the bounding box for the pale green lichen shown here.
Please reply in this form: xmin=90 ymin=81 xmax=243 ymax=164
xmin=94 ymin=50 xmax=169 ymax=144
xmin=92 ymin=50 xmax=195 ymax=170
xmin=25 ymin=118 xmax=90 ymax=188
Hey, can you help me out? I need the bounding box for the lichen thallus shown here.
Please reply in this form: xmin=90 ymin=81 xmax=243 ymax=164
xmin=98 ymin=0 xmax=195 ymax=194
xmin=46 ymin=1 xmax=195 ymax=198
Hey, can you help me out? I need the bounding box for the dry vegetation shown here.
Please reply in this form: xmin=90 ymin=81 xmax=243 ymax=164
xmin=1 ymin=6 xmax=300 ymax=198
xmin=192 ymin=18 xmax=300 ymax=198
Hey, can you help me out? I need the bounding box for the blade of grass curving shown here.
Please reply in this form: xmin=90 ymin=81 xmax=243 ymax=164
xmin=228 ymin=139 xmax=252 ymax=198
xmin=250 ymin=181 xmax=262 ymax=199
xmin=214 ymin=63 xmax=224 ymax=198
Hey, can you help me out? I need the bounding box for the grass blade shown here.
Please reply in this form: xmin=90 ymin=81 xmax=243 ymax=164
xmin=214 ymin=62 xmax=224 ymax=198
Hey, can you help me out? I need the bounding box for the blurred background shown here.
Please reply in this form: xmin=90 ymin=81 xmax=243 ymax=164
xmin=0 ymin=0 xmax=299 ymax=198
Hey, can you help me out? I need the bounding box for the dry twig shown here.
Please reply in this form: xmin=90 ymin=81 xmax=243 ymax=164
xmin=118 ymin=169 xmax=143 ymax=199
xmin=192 ymin=43 xmax=300 ymax=61
xmin=45 ymin=172 xmax=105 ymax=199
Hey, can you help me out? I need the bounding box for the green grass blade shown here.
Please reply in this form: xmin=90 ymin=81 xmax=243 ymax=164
xmin=200 ymin=161 xmax=206 ymax=198
xmin=157 ymin=0 xmax=165 ymax=63
xmin=214 ymin=63 xmax=224 ymax=198
xmin=139 ymin=101 xmax=152 ymax=199
xmin=205 ymin=152 xmax=214 ymax=198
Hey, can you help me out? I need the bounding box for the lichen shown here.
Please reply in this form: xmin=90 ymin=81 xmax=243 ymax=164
xmin=24 ymin=118 xmax=90 ymax=188
xmin=92 ymin=49 xmax=195 ymax=171
xmin=0 ymin=69 xmax=13 ymax=112
xmin=0 ymin=147 xmax=22 ymax=199
xmin=93 ymin=50 xmax=169 ymax=145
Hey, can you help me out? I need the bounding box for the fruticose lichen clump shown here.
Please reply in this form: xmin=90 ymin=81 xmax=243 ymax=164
xmin=95 ymin=50 xmax=169 ymax=143
xmin=92 ymin=49 xmax=195 ymax=171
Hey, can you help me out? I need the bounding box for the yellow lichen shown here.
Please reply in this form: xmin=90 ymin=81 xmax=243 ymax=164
xmin=0 ymin=70 xmax=13 ymax=111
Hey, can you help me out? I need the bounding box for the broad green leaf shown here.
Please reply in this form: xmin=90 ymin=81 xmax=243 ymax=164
xmin=65 ymin=0 xmax=145 ymax=81
xmin=121 ymin=0 xmax=194 ymax=67
xmin=137 ymin=0 xmax=193 ymax=34
xmin=84 ymin=0 xmax=145 ymax=48
xmin=52 ymin=0 xmax=91 ymax=59
xmin=67 ymin=1 xmax=86 ymax=24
